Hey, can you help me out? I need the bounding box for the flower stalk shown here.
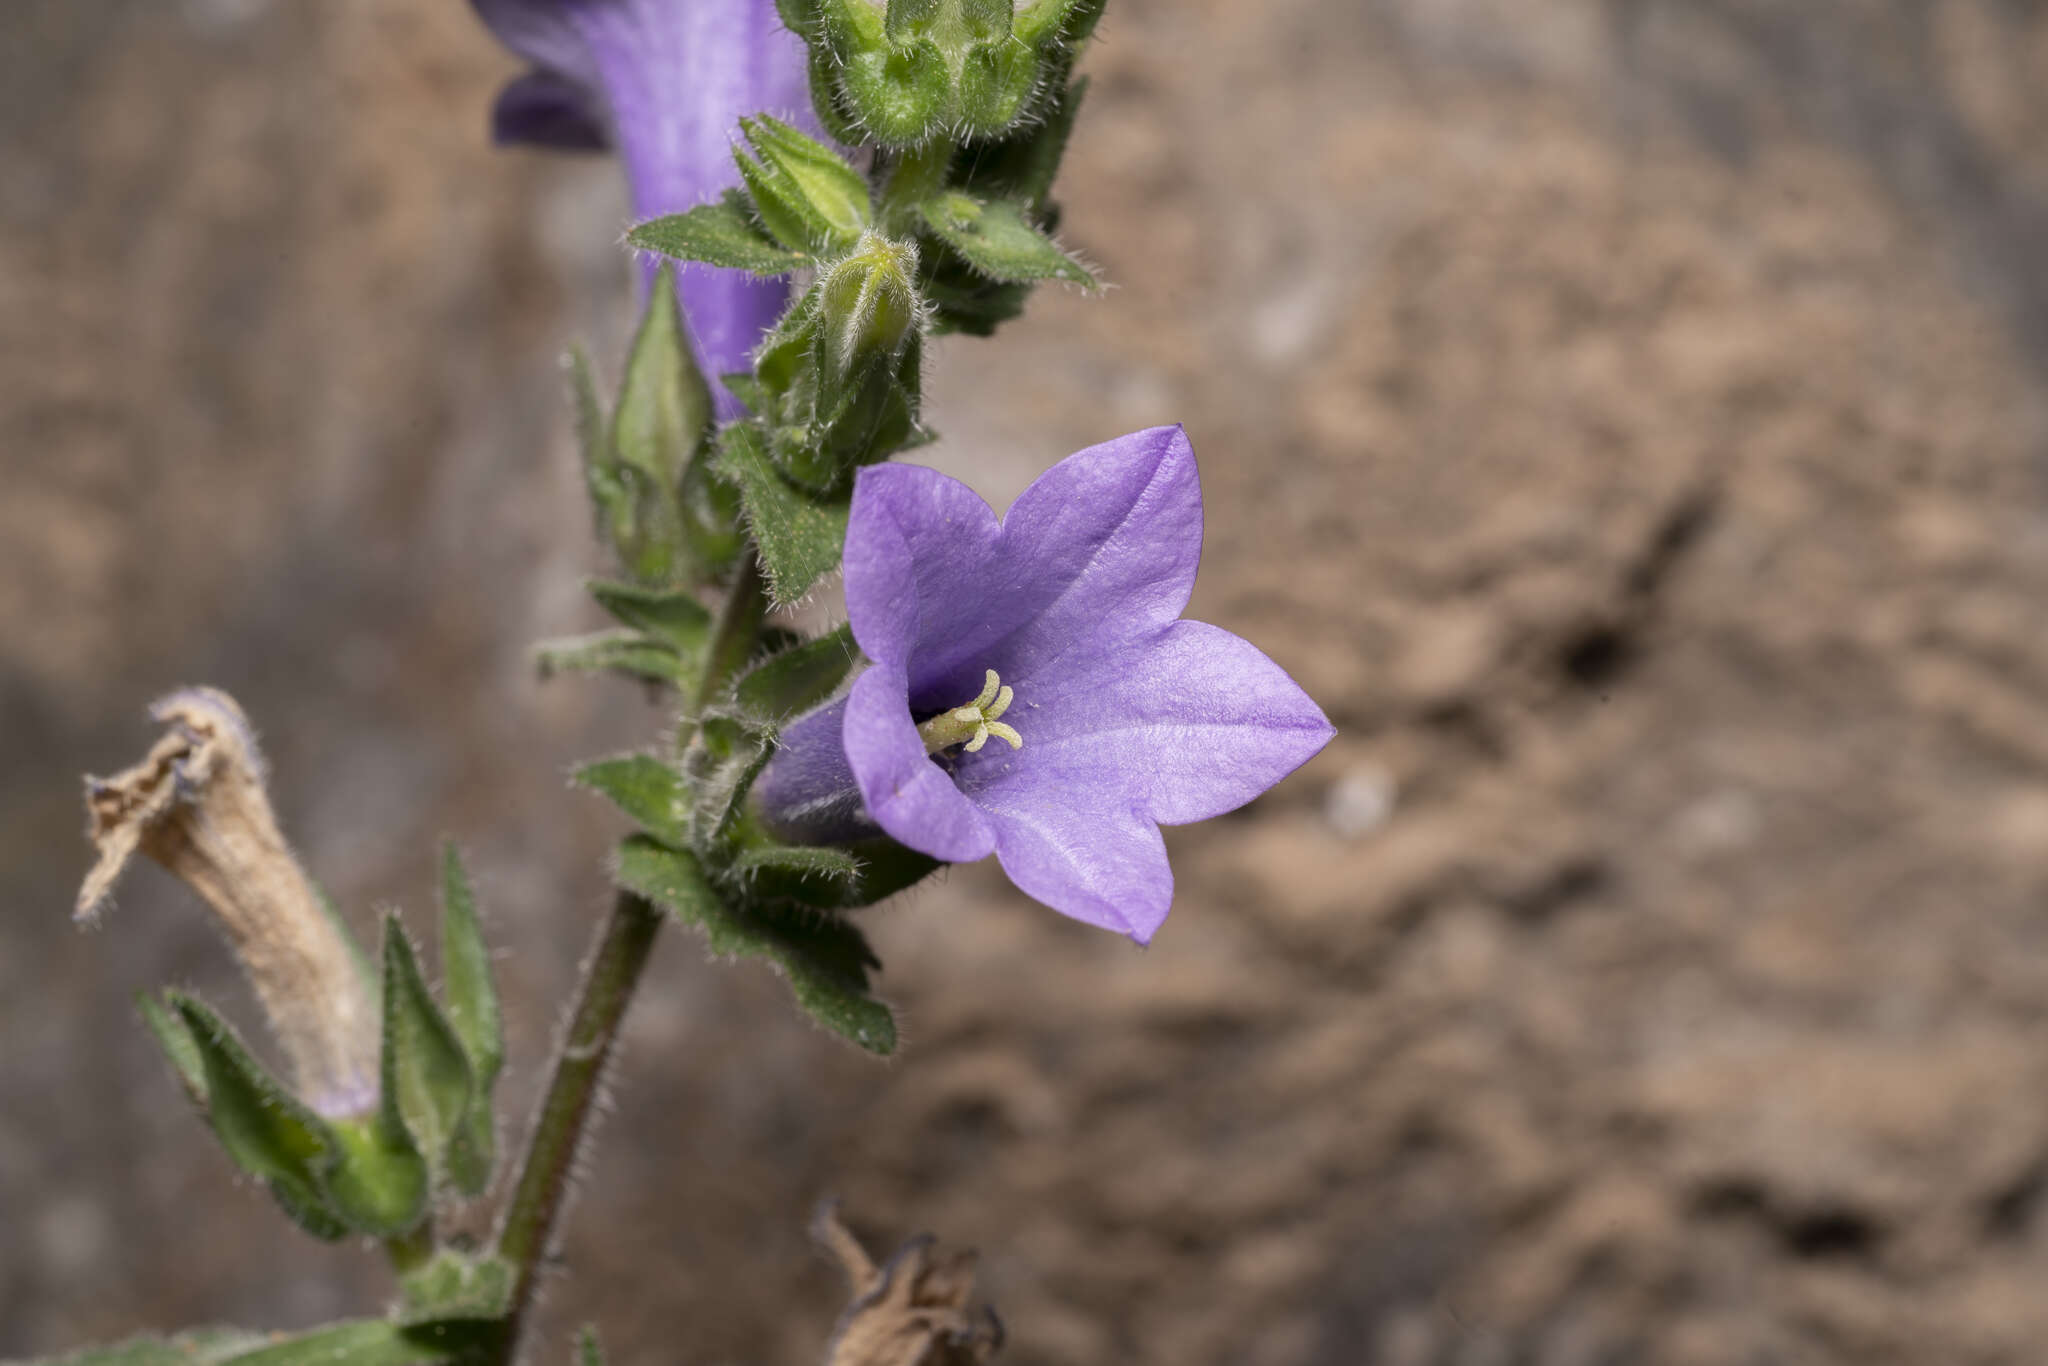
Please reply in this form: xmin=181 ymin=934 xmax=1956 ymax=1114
xmin=491 ymin=888 xmax=664 ymax=1360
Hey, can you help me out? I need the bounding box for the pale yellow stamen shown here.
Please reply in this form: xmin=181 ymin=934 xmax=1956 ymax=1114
xmin=918 ymin=669 xmax=1025 ymax=756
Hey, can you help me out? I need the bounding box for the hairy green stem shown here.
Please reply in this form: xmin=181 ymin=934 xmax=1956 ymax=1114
xmin=877 ymin=140 xmax=954 ymax=234
xmin=490 ymin=888 xmax=663 ymax=1360
xmin=488 ymin=551 xmax=769 ymax=1361
xmin=692 ymin=547 xmax=768 ymax=716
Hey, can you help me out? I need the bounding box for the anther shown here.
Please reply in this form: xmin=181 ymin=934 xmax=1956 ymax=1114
xmin=919 ymin=669 xmax=1025 ymax=756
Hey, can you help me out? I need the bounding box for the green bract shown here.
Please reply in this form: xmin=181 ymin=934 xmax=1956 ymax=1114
xmin=137 ymin=852 xmax=504 ymax=1240
xmin=571 ymin=267 xmax=739 ymax=588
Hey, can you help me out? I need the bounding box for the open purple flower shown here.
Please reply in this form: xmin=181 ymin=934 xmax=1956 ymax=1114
xmin=470 ymin=0 xmax=811 ymax=405
xmin=754 ymin=426 xmax=1335 ymax=943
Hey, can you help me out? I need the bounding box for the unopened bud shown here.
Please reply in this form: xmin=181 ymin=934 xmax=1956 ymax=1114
xmin=587 ymin=265 xmax=737 ymax=586
xmin=819 ymin=232 xmax=921 ymax=386
xmin=733 ymin=116 xmax=873 ymax=256
xmin=79 ymin=689 xmax=378 ymax=1119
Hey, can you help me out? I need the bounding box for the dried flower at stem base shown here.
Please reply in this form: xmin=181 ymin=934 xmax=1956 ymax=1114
xmin=814 ymin=1201 xmax=1003 ymax=1366
xmin=77 ymin=688 xmax=379 ymax=1119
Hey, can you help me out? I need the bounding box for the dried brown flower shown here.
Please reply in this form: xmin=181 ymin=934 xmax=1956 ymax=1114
xmin=814 ymin=1202 xmax=1004 ymax=1366
xmin=78 ymin=688 xmax=378 ymax=1118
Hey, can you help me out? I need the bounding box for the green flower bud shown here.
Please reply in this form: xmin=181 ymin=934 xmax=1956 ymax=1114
xmin=732 ymin=115 xmax=873 ymax=256
xmin=818 ymin=231 xmax=921 ymax=387
xmin=578 ymin=265 xmax=740 ymax=586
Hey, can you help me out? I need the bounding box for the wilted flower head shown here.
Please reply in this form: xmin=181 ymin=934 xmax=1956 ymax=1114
xmin=78 ymin=689 xmax=378 ymax=1119
xmin=754 ymin=426 xmax=1335 ymax=942
xmin=470 ymin=0 xmax=813 ymax=400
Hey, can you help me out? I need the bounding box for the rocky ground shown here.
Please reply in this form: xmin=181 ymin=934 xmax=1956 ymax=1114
xmin=8 ymin=2 xmax=2048 ymax=1363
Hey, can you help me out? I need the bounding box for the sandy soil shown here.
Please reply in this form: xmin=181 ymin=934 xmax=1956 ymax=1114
xmin=7 ymin=2 xmax=2048 ymax=1363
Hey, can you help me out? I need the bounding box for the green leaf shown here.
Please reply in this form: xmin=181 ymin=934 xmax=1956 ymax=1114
xmin=628 ymin=196 xmax=810 ymax=276
xmin=575 ymin=1328 xmax=605 ymax=1366
xmin=585 ymin=580 xmax=711 ymax=656
xmin=568 ymin=343 xmax=608 ymax=473
xmin=918 ymin=192 xmax=1095 ymax=286
xmin=732 ymin=843 xmax=862 ymax=890
xmin=535 ymin=630 xmax=688 ymax=687
xmin=567 ymin=342 xmax=622 ymax=528
xmin=322 ymin=1108 xmax=429 ymax=1238
xmin=1014 ymin=0 xmax=1104 ymax=47
xmin=574 ymin=755 xmax=690 ymax=848
xmin=168 ymin=994 xmax=347 ymax=1241
xmin=397 ymin=1251 xmax=514 ymax=1327
xmin=437 ymin=844 xmax=501 ymax=1197
xmin=922 ymin=251 xmax=1030 ymax=337
xmin=376 ymin=916 xmax=473 ymax=1201
xmin=615 ymin=837 xmax=896 ymax=1053
xmin=733 ymin=625 xmax=859 ymax=723
xmin=223 ymin=1319 xmax=480 ymax=1366
xmin=963 ymin=74 xmax=1087 ymax=211
xmin=682 ymin=717 xmax=777 ymax=850
xmin=839 ymin=836 xmax=944 ymax=909
xmin=20 ymin=1321 xmax=482 ymax=1366
xmin=714 ymin=424 xmax=851 ymax=606
xmin=23 ymin=1328 xmax=266 ymax=1366
xmin=727 ymin=833 xmax=941 ymax=911
xmin=137 ymin=993 xmax=206 ymax=1105
xmin=612 ymin=265 xmax=713 ymax=490
xmin=320 ymin=924 xmax=437 ymax=1235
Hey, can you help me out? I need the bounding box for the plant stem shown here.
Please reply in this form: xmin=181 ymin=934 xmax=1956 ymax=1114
xmin=488 ymin=551 xmax=768 ymax=1362
xmin=693 ymin=548 xmax=768 ymax=716
xmin=490 ymin=888 xmax=664 ymax=1359
xmin=877 ymin=139 xmax=954 ymax=235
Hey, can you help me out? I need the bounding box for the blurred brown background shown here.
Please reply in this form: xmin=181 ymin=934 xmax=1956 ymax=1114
xmin=9 ymin=1 xmax=2048 ymax=1362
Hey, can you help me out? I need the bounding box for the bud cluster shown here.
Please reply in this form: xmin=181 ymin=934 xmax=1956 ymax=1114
xmin=777 ymin=0 xmax=1105 ymax=147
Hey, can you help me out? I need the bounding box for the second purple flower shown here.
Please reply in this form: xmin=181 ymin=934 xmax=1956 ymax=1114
xmin=470 ymin=0 xmax=814 ymax=407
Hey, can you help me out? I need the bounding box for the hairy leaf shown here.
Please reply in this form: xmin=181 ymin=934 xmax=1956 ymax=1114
xmin=575 ymin=755 xmax=690 ymax=849
xmin=136 ymin=993 xmax=206 ymax=1106
xmin=375 ymin=916 xmax=472 ymax=1206
xmin=614 ymin=837 xmax=895 ymax=1054
xmin=397 ymin=1251 xmax=514 ymax=1327
xmin=437 ymin=844 xmax=501 ymax=1195
xmin=733 ymin=625 xmax=859 ymax=723
xmin=534 ymin=631 xmax=688 ymax=687
xmin=918 ymin=192 xmax=1094 ymax=286
xmin=628 ymin=195 xmax=809 ymax=276
xmin=585 ymin=580 xmax=712 ymax=656
xmin=714 ymin=425 xmax=851 ymax=606
xmin=168 ymin=994 xmax=347 ymax=1241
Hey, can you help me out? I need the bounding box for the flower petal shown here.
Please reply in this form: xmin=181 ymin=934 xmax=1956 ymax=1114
xmin=844 ymin=664 xmax=997 ymax=864
xmin=845 ymin=462 xmax=1005 ymax=679
xmin=978 ymin=425 xmax=1202 ymax=693
xmin=491 ymin=69 xmax=610 ymax=152
xmin=469 ymin=0 xmax=599 ymax=87
xmin=958 ymin=619 xmax=1335 ymax=825
xmin=470 ymin=0 xmax=812 ymax=404
xmin=974 ymin=788 xmax=1173 ymax=944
